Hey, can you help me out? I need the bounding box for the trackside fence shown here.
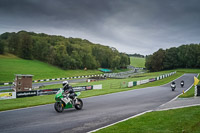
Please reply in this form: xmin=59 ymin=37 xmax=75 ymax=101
xmin=0 ymin=84 xmax=103 ymax=100
xmin=0 ymin=74 xmax=106 ymax=85
xmin=0 ymin=71 xmax=176 ymax=100
xmin=109 ymin=71 xmax=176 ymax=89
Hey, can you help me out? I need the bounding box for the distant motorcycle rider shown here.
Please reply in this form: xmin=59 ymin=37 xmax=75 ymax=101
xmin=62 ymin=81 xmax=76 ymax=102
xmin=180 ymin=80 xmax=184 ymax=87
xmin=171 ymin=81 xmax=176 ymax=87
xmin=171 ymin=81 xmax=176 ymax=91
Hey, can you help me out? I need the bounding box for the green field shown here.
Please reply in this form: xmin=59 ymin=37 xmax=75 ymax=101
xmin=0 ymin=54 xmax=102 ymax=83
xmin=130 ymin=56 xmax=145 ymax=68
xmin=96 ymin=105 xmax=200 ymax=133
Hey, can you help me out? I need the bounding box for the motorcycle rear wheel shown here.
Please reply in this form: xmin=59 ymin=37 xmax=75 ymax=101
xmin=54 ymin=102 xmax=64 ymax=113
xmin=75 ymin=98 xmax=83 ymax=110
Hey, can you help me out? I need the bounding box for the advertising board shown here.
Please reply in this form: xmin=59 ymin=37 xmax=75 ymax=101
xmin=0 ymin=92 xmax=16 ymax=100
xmin=16 ymin=91 xmax=37 ymax=98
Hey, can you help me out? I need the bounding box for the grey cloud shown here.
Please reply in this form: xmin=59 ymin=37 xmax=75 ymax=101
xmin=0 ymin=0 xmax=200 ymax=55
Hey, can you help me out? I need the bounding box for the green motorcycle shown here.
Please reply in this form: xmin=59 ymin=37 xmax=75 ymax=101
xmin=54 ymin=88 xmax=83 ymax=113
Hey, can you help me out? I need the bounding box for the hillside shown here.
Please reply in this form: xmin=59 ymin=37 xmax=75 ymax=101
xmin=0 ymin=54 xmax=102 ymax=83
xmin=130 ymin=57 xmax=145 ymax=68
xmin=0 ymin=31 xmax=130 ymax=70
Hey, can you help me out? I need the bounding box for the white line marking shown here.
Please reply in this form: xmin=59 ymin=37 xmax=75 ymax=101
xmin=88 ymin=104 xmax=200 ymax=133
xmin=0 ymin=103 xmax=53 ymax=113
xmin=156 ymin=104 xmax=200 ymax=111
xmin=87 ymin=110 xmax=153 ymax=133
xmin=4 ymin=83 xmax=8 ymax=85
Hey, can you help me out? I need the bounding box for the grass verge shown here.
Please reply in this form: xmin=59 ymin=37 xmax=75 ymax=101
xmin=179 ymin=86 xmax=196 ymax=98
xmin=179 ymin=74 xmax=199 ymax=98
xmin=96 ymin=105 xmax=200 ymax=133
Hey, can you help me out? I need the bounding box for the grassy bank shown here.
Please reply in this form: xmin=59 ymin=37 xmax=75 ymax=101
xmin=96 ymin=105 xmax=200 ymax=133
xmin=0 ymin=54 xmax=102 ymax=82
xmin=130 ymin=57 xmax=145 ymax=68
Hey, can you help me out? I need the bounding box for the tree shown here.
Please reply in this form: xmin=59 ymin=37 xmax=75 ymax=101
xmin=151 ymin=49 xmax=165 ymax=71
xmin=177 ymin=45 xmax=187 ymax=68
xmin=145 ymin=55 xmax=153 ymax=71
xmin=0 ymin=30 xmax=130 ymax=70
xmin=8 ymin=33 xmax=20 ymax=54
xmin=0 ymin=40 xmax=5 ymax=54
xmin=18 ymin=32 xmax=33 ymax=59
xmin=163 ymin=47 xmax=178 ymax=69
xmin=53 ymin=44 xmax=68 ymax=68
xmin=120 ymin=53 xmax=129 ymax=68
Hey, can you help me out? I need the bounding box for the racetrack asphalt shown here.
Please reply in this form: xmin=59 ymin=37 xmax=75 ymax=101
xmin=0 ymin=73 xmax=197 ymax=133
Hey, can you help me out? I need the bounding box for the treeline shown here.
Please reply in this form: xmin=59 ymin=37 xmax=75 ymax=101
xmin=0 ymin=31 xmax=130 ymax=69
xmin=128 ymin=53 xmax=145 ymax=58
xmin=145 ymin=44 xmax=200 ymax=71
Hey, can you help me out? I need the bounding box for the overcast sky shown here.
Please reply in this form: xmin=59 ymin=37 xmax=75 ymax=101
xmin=0 ymin=0 xmax=200 ymax=55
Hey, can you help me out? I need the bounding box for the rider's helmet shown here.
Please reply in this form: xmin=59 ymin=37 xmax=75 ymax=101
xmin=62 ymin=81 xmax=68 ymax=87
xmin=172 ymin=81 xmax=175 ymax=84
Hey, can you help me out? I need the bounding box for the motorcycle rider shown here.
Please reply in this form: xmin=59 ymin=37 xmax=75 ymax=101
xmin=171 ymin=81 xmax=176 ymax=91
xmin=171 ymin=81 xmax=176 ymax=86
xmin=62 ymin=81 xmax=77 ymax=104
xmin=180 ymin=80 xmax=184 ymax=87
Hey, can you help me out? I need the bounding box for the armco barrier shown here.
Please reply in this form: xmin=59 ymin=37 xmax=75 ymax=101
xmin=0 ymin=74 xmax=105 ymax=85
xmin=1 ymin=71 xmax=176 ymax=99
xmin=0 ymin=82 xmax=13 ymax=86
xmin=133 ymin=81 xmax=137 ymax=86
xmin=128 ymin=81 xmax=133 ymax=87
xmin=149 ymin=78 xmax=156 ymax=82
xmin=12 ymin=85 xmax=96 ymax=98
xmin=137 ymin=80 xmax=141 ymax=85
xmin=122 ymin=71 xmax=176 ymax=89
xmin=141 ymin=79 xmax=149 ymax=84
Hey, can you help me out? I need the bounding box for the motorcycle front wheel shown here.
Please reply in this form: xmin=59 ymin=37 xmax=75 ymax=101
xmin=75 ymin=98 xmax=83 ymax=110
xmin=54 ymin=102 xmax=64 ymax=113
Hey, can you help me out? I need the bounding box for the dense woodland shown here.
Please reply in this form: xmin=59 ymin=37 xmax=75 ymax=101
xmin=145 ymin=44 xmax=200 ymax=71
xmin=0 ymin=31 xmax=130 ymax=70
